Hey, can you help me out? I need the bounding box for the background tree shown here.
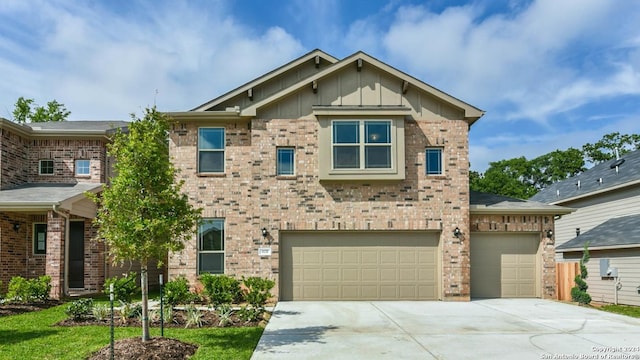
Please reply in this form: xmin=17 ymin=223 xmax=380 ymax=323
xmin=582 ymin=132 xmax=640 ymax=164
xmin=90 ymin=107 xmax=201 ymax=341
xmin=12 ymin=97 xmax=70 ymax=123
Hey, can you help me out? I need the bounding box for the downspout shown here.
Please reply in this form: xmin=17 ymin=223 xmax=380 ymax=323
xmin=53 ymin=204 xmax=69 ymax=296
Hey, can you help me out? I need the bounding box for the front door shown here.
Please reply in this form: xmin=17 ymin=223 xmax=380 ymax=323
xmin=68 ymin=221 xmax=85 ymax=288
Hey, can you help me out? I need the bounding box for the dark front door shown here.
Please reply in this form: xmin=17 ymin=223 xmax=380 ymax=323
xmin=68 ymin=221 xmax=85 ymax=289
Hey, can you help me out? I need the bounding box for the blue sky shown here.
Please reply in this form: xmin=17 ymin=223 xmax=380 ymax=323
xmin=1 ymin=0 xmax=639 ymax=171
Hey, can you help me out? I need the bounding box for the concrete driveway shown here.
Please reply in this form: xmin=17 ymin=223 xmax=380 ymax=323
xmin=251 ymin=299 xmax=640 ymax=360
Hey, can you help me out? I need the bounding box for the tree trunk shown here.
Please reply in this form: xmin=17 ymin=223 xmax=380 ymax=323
xmin=141 ymin=262 xmax=150 ymax=341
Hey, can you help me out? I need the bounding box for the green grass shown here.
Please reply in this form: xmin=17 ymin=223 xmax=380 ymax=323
xmin=599 ymin=304 xmax=640 ymax=318
xmin=0 ymin=303 xmax=263 ymax=360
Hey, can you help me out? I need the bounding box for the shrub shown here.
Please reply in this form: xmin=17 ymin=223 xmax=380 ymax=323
xmin=66 ymin=298 xmax=94 ymax=320
xmin=217 ymin=303 xmax=233 ymax=327
xmin=92 ymin=303 xmax=111 ymax=321
xmin=164 ymin=276 xmax=195 ymax=305
xmin=238 ymin=305 xmax=263 ymax=323
xmin=119 ymin=301 xmax=142 ymax=324
xmin=103 ymin=272 xmax=139 ymax=303
xmin=571 ymin=243 xmax=591 ymax=305
xmin=184 ymin=304 xmax=204 ymax=328
xmin=6 ymin=276 xmax=51 ymax=303
xmin=199 ymin=274 xmax=241 ymax=307
xmin=242 ymin=276 xmax=275 ymax=309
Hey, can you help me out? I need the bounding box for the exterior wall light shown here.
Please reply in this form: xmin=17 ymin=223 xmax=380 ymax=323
xmin=261 ymin=228 xmax=269 ymax=238
xmin=13 ymin=223 xmax=20 ymax=232
xmin=546 ymin=229 xmax=553 ymax=238
xmin=576 ymin=228 xmax=580 ymax=237
xmin=453 ymin=227 xmax=461 ymax=238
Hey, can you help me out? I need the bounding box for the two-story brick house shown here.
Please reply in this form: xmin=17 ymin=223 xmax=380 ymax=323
xmin=166 ymin=49 xmax=571 ymax=301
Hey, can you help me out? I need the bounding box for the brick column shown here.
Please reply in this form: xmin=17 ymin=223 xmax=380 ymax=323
xmin=46 ymin=210 xmax=66 ymax=299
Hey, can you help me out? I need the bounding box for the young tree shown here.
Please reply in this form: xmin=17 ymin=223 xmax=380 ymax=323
xmin=570 ymin=243 xmax=591 ymax=305
xmin=12 ymin=97 xmax=70 ymax=123
xmin=90 ymin=107 xmax=201 ymax=341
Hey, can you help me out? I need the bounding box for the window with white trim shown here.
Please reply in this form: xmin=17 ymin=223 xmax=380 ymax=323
xmin=198 ymin=218 xmax=224 ymax=274
xmin=277 ymin=148 xmax=295 ymax=176
xmin=332 ymin=120 xmax=392 ymax=170
xmin=39 ymin=160 xmax=54 ymax=175
xmin=426 ymin=148 xmax=443 ymax=175
xmin=33 ymin=223 xmax=47 ymax=255
xmin=75 ymin=159 xmax=90 ymax=176
xmin=198 ymin=128 xmax=225 ymax=173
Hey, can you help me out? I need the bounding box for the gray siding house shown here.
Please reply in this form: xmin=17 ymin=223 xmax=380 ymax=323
xmin=531 ymin=149 xmax=640 ymax=306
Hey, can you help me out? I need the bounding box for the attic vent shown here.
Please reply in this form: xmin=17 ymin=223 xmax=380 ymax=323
xmin=610 ymin=158 xmax=625 ymax=169
xmin=597 ymin=178 xmax=603 ymax=185
xmin=576 ymin=180 xmax=581 ymax=189
xmin=556 ymin=189 xmax=560 ymax=197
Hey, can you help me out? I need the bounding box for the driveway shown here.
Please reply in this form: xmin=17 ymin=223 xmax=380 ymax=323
xmin=251 ymin=299 xmax=640 ymax=360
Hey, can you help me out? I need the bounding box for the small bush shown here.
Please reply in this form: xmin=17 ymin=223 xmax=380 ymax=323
xmin=242 ymin=276 xmax=275 ymax=309
xmin=66 ymin=298 xmax=94 ymax=320
xmin=217 ymin=303 xmax=233 ymax=327
xmin=92 ymin=303 xmax=111 ymax=321
xmin=103 ymin=272 xmax=139 ymax=303
xmin=199 ymin=274 xmax=241 ymax=307
xmin=164 ymin=276 xmax=196 ymax=305
xmin=184 ymin=304 xmax=204 ymax=328
xmin=238 ymin=305 xmax=262 ymax=323
xmin=6 ymin=276 xmax=51 ymax=303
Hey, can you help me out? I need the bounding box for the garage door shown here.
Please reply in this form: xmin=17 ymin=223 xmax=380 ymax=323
xmin=280 ymin=231 xmax=439 ymax=300
xmin=471 ymin=233 xmax=540 ymax=298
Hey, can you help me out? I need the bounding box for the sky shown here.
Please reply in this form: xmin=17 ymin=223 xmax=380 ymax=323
xmin=1 ymin=0 xmax=639 ymax=172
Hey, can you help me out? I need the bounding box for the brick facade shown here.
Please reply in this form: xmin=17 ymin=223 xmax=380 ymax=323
xmin=169 ymin=117 xmax=472 ymax=300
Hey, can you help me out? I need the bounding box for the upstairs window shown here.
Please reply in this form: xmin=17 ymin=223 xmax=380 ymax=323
xmin=39 ymin=160 xmax=54 ymax=175
xmin=277 ymin=148 xmax=295 ymax=176
xmin=75 ymin=159 xmax=90 ymax=176
xmin=33 ymin=223 xmax=47 ymax=255
xmin=426 ymin=148 xmax=443 ymax=175
xmin=198 ymin=128 xmax=225 ymax=173
xmin=332 ymin=120 xmax=392 ymax=170
xmin=198 ymin=218 xmax=224 ymax=274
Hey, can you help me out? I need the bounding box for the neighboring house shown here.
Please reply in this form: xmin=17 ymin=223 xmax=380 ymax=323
xmin=531 ymin=149 xmax=640 ymax=306
xmin=0 ymin=119 xmax=162 ymax=299
xmin=166 ymin=49 xmax=571 ymax=301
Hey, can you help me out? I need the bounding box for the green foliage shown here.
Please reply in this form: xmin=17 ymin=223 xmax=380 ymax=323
xmin=164 ymin=276 xmax=196 ymax=305
xmin=200 ymin=274 xmax=242 ymax=307
xmin=238 ymin=305 xmax=263 ymax=322
xmin=600 ymin=304 xmax=640 ymax=318
xmin=184 ymin=304 xmax=204 ymax=328
xmin=571 ymin=243 xmax=591 ymax=305
xmin=65 ymin=298 xmax=94 ymax=320
xmin=119 ymin=301 xmax=142 ymax=324
xmin=12 ymin=97 xmax=70 ymax=123
xmin=6 ymin=275 xmax=51 ymax=303
xmin=91 ymin=303 xmax=111 ymax=321
xmin=217 ymin=303 xmax=233 ymax=327
xmin=103 ymin=272 xmax=139 ymax=303
xmin=582 ymin=132 xmax=640 ymax=164
xmin=242 ymin=276 xmax=275 ymax=309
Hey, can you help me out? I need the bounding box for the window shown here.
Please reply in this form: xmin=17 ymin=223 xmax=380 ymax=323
xmin=198 ymin=219 xmax=224 ymax=274
xmin=426 ymin=148 xmax=443 ymax=175
xmin=39 ymin=160 xmax=54 ymax=175
xmin=277 ymin=148 xmax=295 ymax=176
xmin=198 ymin=128 xmax=225 ymax=173
xmin=332 ymin=120 xmax=391 ymax=170
xmin=75 ymin=160 xmax=90 ymax=176
xmin=33 ymin=223 xmax=47 ymax=255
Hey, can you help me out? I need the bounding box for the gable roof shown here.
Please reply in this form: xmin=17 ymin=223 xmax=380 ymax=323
xmin=0 ymin=183 xmax=101 ymax=216
xmin=470 ymin=190 xmax=573 ymax=215
xmin=556 ymin=214 xmax=640 ymax=251
xmin=191 ymin=49 xmax=339 ymax=112
xmin=0 ymin=118 xmax=128 ymax=138
xmin=530 ymin=149 xmax=640 ymax=204
xmin=181 ymin=50 xmax=484 ymax=124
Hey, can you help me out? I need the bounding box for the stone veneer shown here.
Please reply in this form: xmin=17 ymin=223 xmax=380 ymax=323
xmin=169 ymin=117 xmax=472 ymax=301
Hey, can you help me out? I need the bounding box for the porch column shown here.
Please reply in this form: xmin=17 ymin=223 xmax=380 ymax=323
xmin=45 ymin=210 xmax=66 ymax=299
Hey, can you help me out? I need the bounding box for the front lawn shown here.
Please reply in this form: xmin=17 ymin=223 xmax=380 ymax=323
xmin=0 ymin=303 xmax=263 ymax=360
xmin=599 ymin=304 xmax=640 ymax=318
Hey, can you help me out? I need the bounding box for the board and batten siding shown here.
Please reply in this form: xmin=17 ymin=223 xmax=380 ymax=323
xmin=564 ymin=249 xmax=640 ymax=306
xmin=555 ymin=186 xmax=640 ymax=262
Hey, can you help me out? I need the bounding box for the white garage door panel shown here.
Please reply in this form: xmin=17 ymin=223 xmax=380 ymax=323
xmin=471 ymin=233 xmax=540 ymax=298
xmin=281 ymin=231 xmax=439 ymax=300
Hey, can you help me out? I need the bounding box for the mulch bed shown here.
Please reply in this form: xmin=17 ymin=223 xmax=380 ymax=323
xmin=0 ymin=299 xmax=62 ymax=317
xmin=87 ymin=337 xmax=198 ymax=360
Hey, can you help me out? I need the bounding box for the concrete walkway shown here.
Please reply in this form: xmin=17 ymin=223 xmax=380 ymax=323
xmin=251 ymin=299 xmax=640 ymax=360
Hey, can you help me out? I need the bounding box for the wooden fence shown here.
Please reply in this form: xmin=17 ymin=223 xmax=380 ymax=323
xmin=556 ymin=262 xmax=580 ymax=301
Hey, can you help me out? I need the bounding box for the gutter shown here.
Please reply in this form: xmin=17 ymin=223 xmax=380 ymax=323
xmin=548 ymin=179 xmax=640 ymax=205
xmin=557 ymin=243 xmax=640 ymax=252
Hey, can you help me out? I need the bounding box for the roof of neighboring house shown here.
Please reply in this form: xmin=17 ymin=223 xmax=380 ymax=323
xmin=470 ymin=190 xmax=574 ymax=214
xmin=530 ymin=149 xmax=640 ymax=204
xmin=0 ymin=183 xmax=101 ymax=211
xmin=0 ymin=118 xmax=129 ymax=137
xmin=556 ymin=214 xmax=640 ymax=252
